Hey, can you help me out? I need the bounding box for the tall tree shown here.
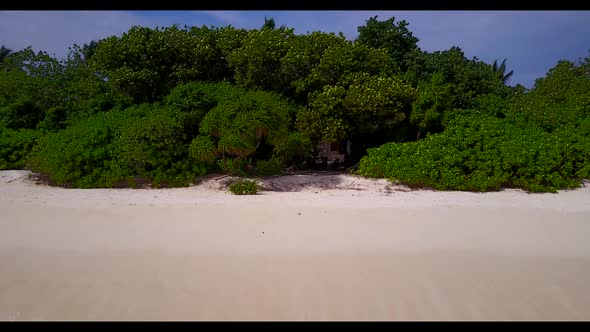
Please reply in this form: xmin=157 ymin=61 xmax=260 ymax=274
xmin=405 ymin=47 xmax=508 ymax=109
xmin=356 ymin=16 xmax=419 ymax=71
xmin=227 ymin=27 xmax=295 ymax=92
xmin=296 ymin=73 xmax=416 ymax=144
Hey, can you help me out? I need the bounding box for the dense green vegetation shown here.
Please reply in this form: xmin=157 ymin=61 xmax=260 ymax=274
xmin=357 ymin=58 xmax=590 ymax=192
xmin=0 ymin=16 xmax=588 ymax=192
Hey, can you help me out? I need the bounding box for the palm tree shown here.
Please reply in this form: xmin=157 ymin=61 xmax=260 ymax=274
xmin=492 ymin=58 xmax=514 ymax=84
xmin=0 ymin=45 xmax=13 ymax=64
xmin=262 ymin=17 xmax=276 ymax=30
xmin=191 ymin=94 xmax=288 ymax=172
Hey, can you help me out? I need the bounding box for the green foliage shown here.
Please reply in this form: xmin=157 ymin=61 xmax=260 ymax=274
xmin=295 ymin=42 xmax=396 ymax=98
xmin=279 ymin=32 xmax=348 ymax=99
xmin=163 ymin=81 xmax=219 ymax=113
xmin=356 ymin=15 xmax=419 ymax=70
xmin=274 ymin=132 xmax=313 ymax=164
xmin=1 ymin=22 xmax=588 ymax=191
xmin=228 ymin=179 xmax=259 ymax=195
xmin=506 ymin=59 xmax=590 ymax=131
xmin=0 ymin=45 xmax=13 ymax=64
xmin=227 ymin=28 xmax=295 ymax=91
xmin=29 ymin=111 xmax=128 ymax=187
xmin=189 ymin=135 xmax=217 ymax=163
xmin=359 ymin=55 xmax=590 ymax=192
xmin=255 ymin=157 xmax=286 ymax=177
xmin=262 ymin=17 xmax=276 ymax=30
xmin=199 ymin=87 xmax=291 ymax=163
xmin=218 ymin=158 xmax=250 ymax=177
xmin=91 ymin=25 xmax=230 ymax=103
xmin=297 ymin=73 xmax=415 ymax=142
xmin=405 ymin=47 xmax=507 ymax=109
xmin=29 ymin=105 xmax=207 ymax=188
xmin=117 ymin=106 xmax=187 ymax=175
xmin=164 ymin=81 xmax=238 ymax=138
xmin=0 ymin=45 xmax=127 ymax=131
xmin=492 ymin=58 xmax=514 ymax=84
xmin=0 ymin=47 xmax=68 ymax=120
xmin=472 ymin=94 xmax=508 ymax=118
xmin=410 ymin=72 xmax=453 ymax=139
xmin=0 ymin=98 xmax=45 ymax=129
xmin=0 ymin=128 xmax=43 ymax=169
xmin=358 ymin=114 xmax=589 ymax=193
xmin=37 ymin=106 xmax=67 ymax=131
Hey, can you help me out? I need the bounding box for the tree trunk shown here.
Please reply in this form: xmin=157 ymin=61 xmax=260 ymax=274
xmin=416 ymin=130 xmax=421 ymax=140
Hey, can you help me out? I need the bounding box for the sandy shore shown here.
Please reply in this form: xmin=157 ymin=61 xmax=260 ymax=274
xmin=1 ymin=170 xmax=590 ymax=320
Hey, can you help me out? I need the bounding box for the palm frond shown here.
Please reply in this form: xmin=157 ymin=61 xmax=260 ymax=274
xmin=0 ymin=45 xmax=13 ymax=63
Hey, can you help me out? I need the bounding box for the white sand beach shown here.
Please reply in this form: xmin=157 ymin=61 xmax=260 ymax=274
xmin=1 ymin=170 xmax=590 ymax=321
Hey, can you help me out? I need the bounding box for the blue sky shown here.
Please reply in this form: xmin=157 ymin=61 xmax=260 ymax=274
xmin=1 ymin=10 xmax=589 ymax=88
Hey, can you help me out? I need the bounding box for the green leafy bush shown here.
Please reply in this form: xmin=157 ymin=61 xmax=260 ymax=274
xmin=228 ymin=179 xmax=259 ymax=195
xmin=29 ymin=111 xmax=132 ymax=187
xmin=0 ymin=128 xmax=44 ymax=169
xmin=410 ymin=72 xmax=453 ymax=139
xmin=273 ymin=132 xmax=313 ymax=166
xmin=29 ymin=104 xmax=208 ymax=188
xmin=297 ymin=73 xmax=415 ymax=142
xmin=505 ymin=59 xmax=589 ymax=131
xmin=0 ymin=99 xmax=45 ymax=129
xmin=255 ymin=157 xmax=285 ymax=177
xmin=117 ymin=106 xmax=186 ymax=174
xmin=163 ymin=81 xmax=226 ymax=139
xmin=217 ymin=158 xmax=250 ymax=177
xmin=357 ymin=114 xmax=589 ymax=193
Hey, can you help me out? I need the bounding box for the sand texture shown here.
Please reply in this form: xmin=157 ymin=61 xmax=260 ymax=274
xmin=1 ymin=170 xmax=590 ymax=321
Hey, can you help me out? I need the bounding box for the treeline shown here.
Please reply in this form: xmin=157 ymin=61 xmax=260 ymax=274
xmin=0 ymin=17 xmax=588 ymax=191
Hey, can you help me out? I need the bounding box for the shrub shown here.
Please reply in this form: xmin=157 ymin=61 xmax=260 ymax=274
xmin=357 ymin=114 xmax=590 ymax=193
xmin=504 ymin=59 xmax=589 ymax=132
xmin=0 ymin=128 xmax=44 ymax=169
xmin=163 ymin=82 xmax=226 ymax=138
xmin=117 ymin=106 xmax=187 ymax=175
xmin=29 ymin=104 xmax=208 ymax=188
xmin=228 ymin=179 xmax=259 ymax=195
xmin=37 ymin=106 xmax=67 ymax=131
xmin=0 ymin=99 xmax=44 ymax=129
xmin=189 ymin=135 xmax=217 ymax=163
xmin=255 ymin=157 xmax=285 ymax=177
xmin=273 ymin=132 xmax=313 ymax=165
xmin=29 ymin=111 xmax=131 ymax=187
xmin=410 ymin=72 xmax=453 ymax=139
xmin=217 ymin=158 xmax=250 ymax=177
